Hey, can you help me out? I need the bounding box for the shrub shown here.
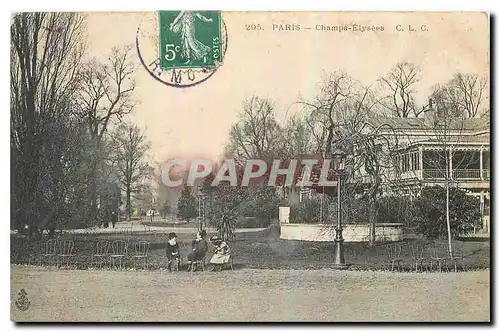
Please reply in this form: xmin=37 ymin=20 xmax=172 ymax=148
xmin=290 ymin=197 xmax=323 ymax=223
xmin=341 ymin=197 xmax=370 ymax=224
xmin=377 ymin=195 xmax=416 ymax=225
xmin=238 ymin=192 xmax=280 ymax=220
xmin=234 ymin=217 xmax=271 ymax=228
xmin=177 ymin=186 xmax=197 ymax=221
xmin=412 ymin=187 xmax=481 ymax=239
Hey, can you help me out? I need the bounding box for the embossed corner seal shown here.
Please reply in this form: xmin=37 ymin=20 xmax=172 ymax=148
xmin=136 ymin=11 xmax=228 ymax=88
xmin=15 ymin=288 xmax=31 ymax=312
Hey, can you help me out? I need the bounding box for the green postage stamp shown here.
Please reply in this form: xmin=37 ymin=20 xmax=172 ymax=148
xmin=158 ymin=11 xmax=223 ymax=70
xmin=136 ymin=10 xmax=227 ymax=87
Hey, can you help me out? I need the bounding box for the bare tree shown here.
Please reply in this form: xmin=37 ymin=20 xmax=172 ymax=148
xmin=302 ymin=72 xmax=404 ymax=245
xmin=380 ymin=62 xmax=430 ymax=117
xmin=76 ymin=45 xmax=137 ymax=223
xmin=300 ymin=71 xmax=357 ymax=157
xmin=335 ymin=111 xmax=402 ymax=246
xmin=111 ymin=123 xmax=151 ymax=221
xmin=224 ymin=96 xmax=282 ymax=161
xmin=281 ymin=114 xmax=313 ymax=158
xmin=10 ymin=13 xmax=86 ymax=234
xmin=221 ymin=97 xmax=287 ymax=233
xmin=434 ymin=73 xmax=488 ymax=118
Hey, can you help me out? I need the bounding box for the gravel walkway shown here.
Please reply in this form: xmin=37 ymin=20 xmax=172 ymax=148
xmin=11 ymin=266 xmax=490 ymax=322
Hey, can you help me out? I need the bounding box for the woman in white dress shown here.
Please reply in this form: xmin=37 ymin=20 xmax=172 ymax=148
xmin=170 ymin=11 xmax=213 ymax=63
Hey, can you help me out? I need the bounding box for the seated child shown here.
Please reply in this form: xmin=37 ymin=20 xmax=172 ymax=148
xmin=186 ymin=230 xmax=208 ymax=271
xmin=165 ymin=232 xmax=180 ymax=271
xmin=209 ymin=235 xmax=231 ymax=272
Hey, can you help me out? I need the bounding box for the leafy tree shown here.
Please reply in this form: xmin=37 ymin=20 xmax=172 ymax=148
xmin=207 ymin=183 xmax=249 ymax=242
xmin=160 ymin=200 xmax=171 ymax=218
xmin=413 ymin=187 xmax=481 ymax=239
xmin=10 ymin=13 xmax=86 ymax=236
xmin=177 ymin=186 xmax=197 ymax=222
xmin=111 ymin=123 xmax=151 ymax=220
xmin=238 ymin=186 xmax=280 ymax=220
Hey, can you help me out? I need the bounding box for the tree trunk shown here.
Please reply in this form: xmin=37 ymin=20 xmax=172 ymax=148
xmin=126 ymin=187 xmax=132 ymax=221
xmin=88 ymin=167 xmax=98 ymax=226
xmin=446 ymin=182 xmax=453 ymax=258
xmin=368 ymin=197 xmax=377 ymax=246
xmin=445 ymin=151 xmax=453 ymax=259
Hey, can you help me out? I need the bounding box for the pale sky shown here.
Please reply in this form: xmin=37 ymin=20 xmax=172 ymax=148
xmin=85 ymin=12 xmax=489 ymax=164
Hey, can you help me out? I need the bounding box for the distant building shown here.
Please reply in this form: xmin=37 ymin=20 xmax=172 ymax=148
xmin=367 ymin=115 xmax=490 ymax=231
xmin=279 ymin=115 xmax=490 ymax=231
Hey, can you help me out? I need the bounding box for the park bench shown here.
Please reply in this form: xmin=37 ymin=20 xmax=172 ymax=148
xmin=385 ymin=244 xmax=403 ymax=272
xmin=448 ymin=243 xmax=465 ymax=272
xmin=110 ymin=240 xmax=128 ymax=269
xmin=93 ymin=240 xmax=110 ymax=269
xmin=408 ymin=244 xmax=426 ymax=272
xmin=429 ymin=244 xmax=448 ymax=272
xmin=40 ymin=239 xmax=58 ymax=267
xmin=133 ymin=241 xmax=149 ymax=270
xmin=57 ymin=240 xmax=74 ymax=268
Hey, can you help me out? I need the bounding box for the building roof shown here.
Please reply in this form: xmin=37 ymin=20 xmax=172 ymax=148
xmin=416 ymin=134 xmax=490 ymax=145
xmin=454 ymin=132 xmax=491 ymax=144
xmin=369 ymin=116 xmax=490 ymax=132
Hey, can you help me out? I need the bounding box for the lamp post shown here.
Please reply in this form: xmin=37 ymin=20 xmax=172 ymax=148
xmin=332 ymin=148 xmax=347 ymax=269
xmin=197 ymin=185 xmax=206 ymax=232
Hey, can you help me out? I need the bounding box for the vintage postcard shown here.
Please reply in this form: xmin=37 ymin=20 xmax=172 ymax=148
xmin=10 ymin=11 xmax=490 ymax=322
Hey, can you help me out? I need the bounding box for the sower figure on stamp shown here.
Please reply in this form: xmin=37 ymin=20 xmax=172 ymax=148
xmin=170 ymin=11 xmax=213 ymax=63
xmin=186 ymin=230 xmax=208 ymax=271
xmin=209 ymin=235 xmax=231 ymax=272
xmin=165 ymin=232 xmax=180 ymax=271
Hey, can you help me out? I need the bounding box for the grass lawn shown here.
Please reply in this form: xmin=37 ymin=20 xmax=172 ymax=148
xmin=11 ymin=225 xmax=490 ymax=271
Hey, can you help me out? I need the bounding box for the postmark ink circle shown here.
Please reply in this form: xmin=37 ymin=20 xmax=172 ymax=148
xmin=136 ymin=11 xmax=228 ymax=88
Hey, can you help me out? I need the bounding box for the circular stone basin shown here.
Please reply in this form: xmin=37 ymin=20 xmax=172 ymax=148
xmin=280 ymin=223 xmax=404 ymax=242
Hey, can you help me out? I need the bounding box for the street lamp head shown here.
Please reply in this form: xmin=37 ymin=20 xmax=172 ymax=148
xmin=331 ymin=148 xmax=347 ymax=171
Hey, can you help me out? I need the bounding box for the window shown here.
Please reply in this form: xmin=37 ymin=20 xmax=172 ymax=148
xmin=402 ymin=154 xmax=410 ymax=172
xmin=410 ymin=151 xmax=419 ymax=170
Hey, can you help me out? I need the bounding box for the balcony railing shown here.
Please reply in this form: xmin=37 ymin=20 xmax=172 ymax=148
xmin=422 ymin=169 xmax=489 ymax=180
xmin=452 ymin=169 xmax=481 ymax=179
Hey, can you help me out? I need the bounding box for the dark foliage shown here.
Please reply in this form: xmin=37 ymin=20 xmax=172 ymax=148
xmin=176 ymin=186 xmax=197 ymax=221
xmin=413 ymin=187 xmax=481 ymax=239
